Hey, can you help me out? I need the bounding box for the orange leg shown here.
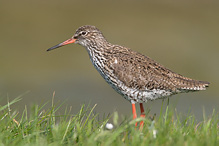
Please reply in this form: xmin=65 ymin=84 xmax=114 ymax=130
xmin=132 ymin=103 xmax=138 ymax=127
xmin=139 ymin=103 xmax=145 ymax=128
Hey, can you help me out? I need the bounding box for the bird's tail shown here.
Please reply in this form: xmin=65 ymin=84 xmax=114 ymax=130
xmin=173 ymin=75 xmax=210 ymax=91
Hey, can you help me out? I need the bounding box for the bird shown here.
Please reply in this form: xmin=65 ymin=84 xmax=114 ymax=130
xmin=47 ymin=25 xmax=209 ymax=127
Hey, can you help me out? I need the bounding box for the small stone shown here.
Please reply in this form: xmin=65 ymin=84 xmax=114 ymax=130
xmin=105 ymin=123 xmax=114 ymax=130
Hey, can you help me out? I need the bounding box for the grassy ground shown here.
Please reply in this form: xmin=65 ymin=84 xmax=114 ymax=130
xmin=0 ymin=97 xmax=218 ymax=146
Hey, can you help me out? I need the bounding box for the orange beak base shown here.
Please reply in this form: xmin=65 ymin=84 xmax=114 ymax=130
xmin=47 ymin=38 xmax=76 ymax=51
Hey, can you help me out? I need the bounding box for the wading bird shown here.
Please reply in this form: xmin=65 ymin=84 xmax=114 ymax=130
xmin=47 ymin=25 xmax=209 ymax=127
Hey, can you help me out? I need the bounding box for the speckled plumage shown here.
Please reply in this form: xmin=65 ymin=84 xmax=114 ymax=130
xmin=70 ymin=25 xmax=209 ymax=103
xmin=48 ymin=25 xmax=209 ymax=104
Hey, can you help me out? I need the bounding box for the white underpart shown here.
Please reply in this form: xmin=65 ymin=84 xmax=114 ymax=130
xmin=106 ymin=78 xmax=173 ymax=104
xmin=118 ymin=82 xmax=172 ymax=103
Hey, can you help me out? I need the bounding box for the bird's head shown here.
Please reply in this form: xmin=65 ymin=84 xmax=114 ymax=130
xmin=47 ymin=25 xmax=105 ymax=51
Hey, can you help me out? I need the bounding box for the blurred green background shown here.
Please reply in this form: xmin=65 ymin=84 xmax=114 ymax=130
xmin=0 ymin=0 xmax=218 ymax=120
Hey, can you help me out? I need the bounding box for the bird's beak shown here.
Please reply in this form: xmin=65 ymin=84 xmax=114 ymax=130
xmin=47 ymin=38 xmax=76 ymax=51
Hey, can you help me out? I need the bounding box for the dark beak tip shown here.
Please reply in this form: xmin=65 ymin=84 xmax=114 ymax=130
xmin=46 ymin=47 xmax=54 ymax=51
xmin=46 ymin=44 xmax=61 ymax=52
xmin=46 ymin=48 xmax=54 ymax=52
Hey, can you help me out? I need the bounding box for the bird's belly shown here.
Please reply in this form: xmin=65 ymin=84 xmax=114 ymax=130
xmin=108 ymin=79 xmax=173 ymax=103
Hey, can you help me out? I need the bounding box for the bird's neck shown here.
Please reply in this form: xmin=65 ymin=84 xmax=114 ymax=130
xmin=85 ymin=39 xmax=112 ymax=67
xmin=85 ymin=39 xmax=112 ymax=53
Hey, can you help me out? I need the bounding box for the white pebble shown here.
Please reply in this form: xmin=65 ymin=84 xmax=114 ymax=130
xmin=105 ymin=123 xmax=114 ymax=130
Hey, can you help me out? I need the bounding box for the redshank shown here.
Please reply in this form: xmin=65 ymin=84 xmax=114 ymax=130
xmin=47 ymin=25 xmax=209 ymax=127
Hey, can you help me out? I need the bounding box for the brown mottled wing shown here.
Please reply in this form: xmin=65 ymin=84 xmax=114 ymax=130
xmin=108 ymin=47 xmax=209 ymax=92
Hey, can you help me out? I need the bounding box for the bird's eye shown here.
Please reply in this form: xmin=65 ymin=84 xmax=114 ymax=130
xmin=81 ymin=31 xmax=87 ymax=35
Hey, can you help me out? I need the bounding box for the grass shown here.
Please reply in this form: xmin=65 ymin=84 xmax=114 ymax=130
xmin=0 ymin=96 xmax=218 ymax=146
